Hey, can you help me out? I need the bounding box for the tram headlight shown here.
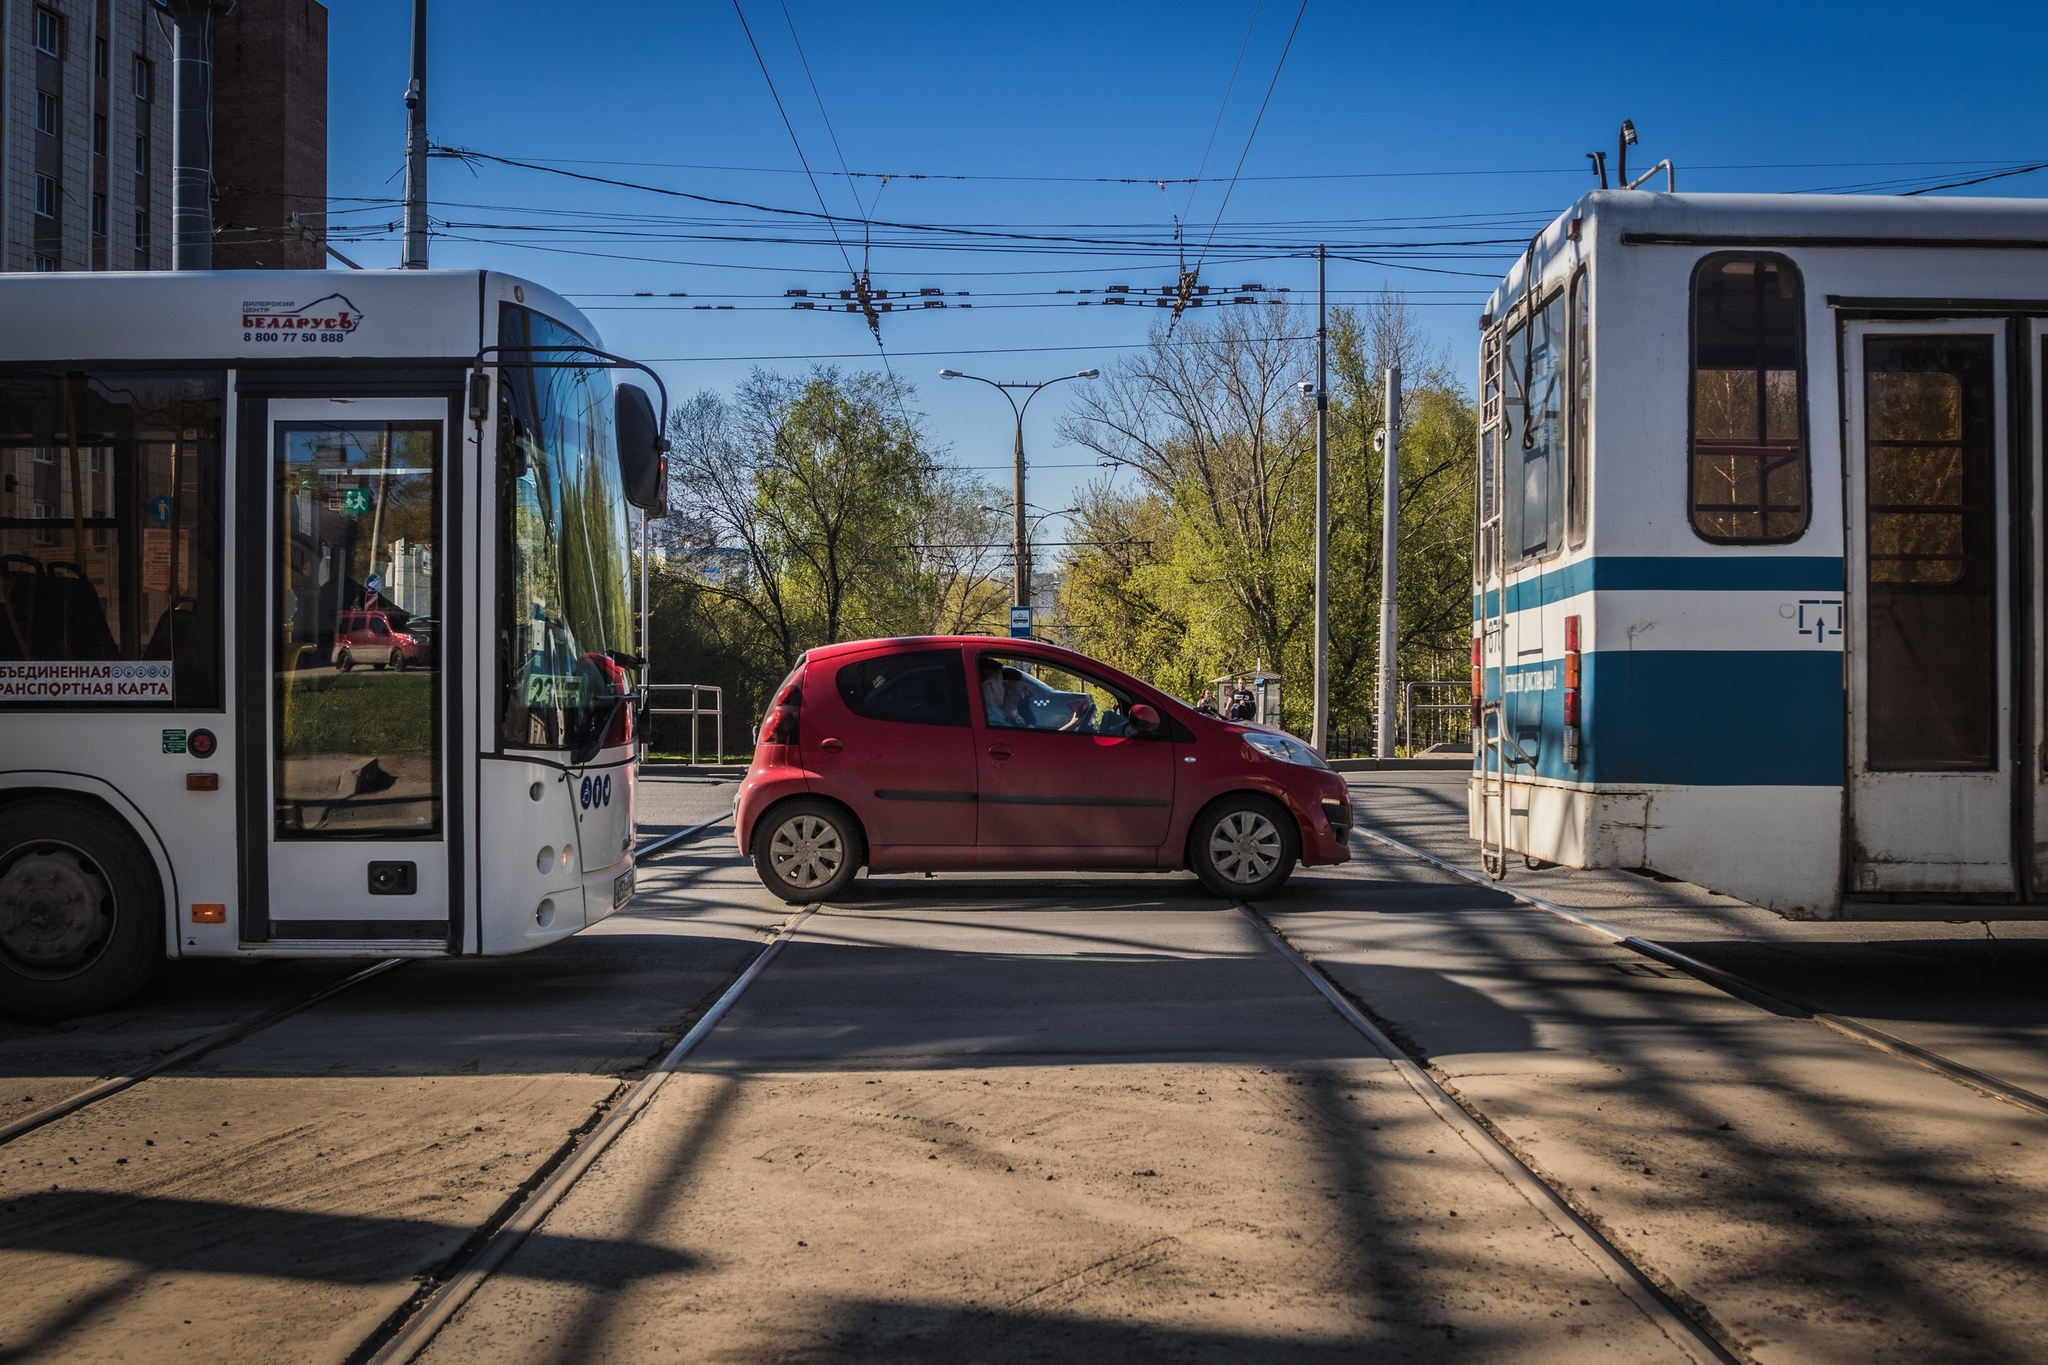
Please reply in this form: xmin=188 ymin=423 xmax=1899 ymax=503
xmin=537 ymin=845 xmax=555 ymax=874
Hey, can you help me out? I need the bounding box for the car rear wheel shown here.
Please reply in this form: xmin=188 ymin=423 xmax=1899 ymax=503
xmin=752 ymin=799 xmax=863 ymax=904
xmin=1190 ymin=794 xmax=1298 ymax=900
xmin=0 ymin=799 xmax=163 ymax=1020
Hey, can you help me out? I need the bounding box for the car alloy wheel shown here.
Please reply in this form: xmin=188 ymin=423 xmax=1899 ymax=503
xmin=768 ymin=813 xmax=844 ymax=890
xmin=1208 ymin=809 xmax=1283 ymax=885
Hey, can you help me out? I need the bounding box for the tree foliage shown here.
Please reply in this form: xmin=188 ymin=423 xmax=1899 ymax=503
xmin=1054 ymin=297 xmax=1476 ymax=742
xmin=647 ymin=368 xmax=1008 ymax=742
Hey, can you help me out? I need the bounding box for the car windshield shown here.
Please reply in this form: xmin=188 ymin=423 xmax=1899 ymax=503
xmin=495 ymin=304 xmax=633 ymax=751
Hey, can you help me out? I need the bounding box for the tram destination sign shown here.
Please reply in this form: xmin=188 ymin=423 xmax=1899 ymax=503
xmin=0 ymin=661 xmax=172 ymax=702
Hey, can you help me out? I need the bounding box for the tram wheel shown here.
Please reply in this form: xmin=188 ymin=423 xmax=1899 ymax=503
xmin=0 ymin=799 xmax=163 ymax=1020
xmin=752 ymin=798 xmax=864 ymax=904
xmin=1189 ymin=793 xmax=1299 ymax=900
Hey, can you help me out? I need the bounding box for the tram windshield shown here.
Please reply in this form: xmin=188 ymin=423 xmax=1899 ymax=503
xmin=495 ymin=304 xmax=633 ymax=752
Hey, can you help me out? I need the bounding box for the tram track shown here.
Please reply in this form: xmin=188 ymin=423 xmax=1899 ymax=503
xmin=358 ymin=904 xmax=816 ymax=1365
xmin=1350 ymin=821 xmax=2048 ymax=1123
xmin=347 ymin=881 xmax=1741 ymax=1365
xmin=0 ymin=957 xmax=406 ymax=1148
xmin=0 ymin=810 xmax=730 ymax=1154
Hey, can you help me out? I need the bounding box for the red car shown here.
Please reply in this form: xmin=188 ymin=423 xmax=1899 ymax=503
xmin=734 ymin=637 xmax=1351 ymax=902
xmin=334 ymin=609 xmax=428 ymax=671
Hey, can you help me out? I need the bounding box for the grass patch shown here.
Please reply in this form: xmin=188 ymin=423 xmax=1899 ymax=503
xmin=281 ymin=672 xmax=435 ymax=757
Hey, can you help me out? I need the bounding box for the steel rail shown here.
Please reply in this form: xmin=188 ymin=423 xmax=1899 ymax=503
xmin=0 ymin=957 xmax=407 ymax=1147
xmin=363 ymin=905 xmax=818 ymax=1365
xmin=1237 ymin=902 xmax=1740 ymax=1365
xmin=633 ymin=812 xmax=731 ymax=863
xmin=1352 ymin=823 xmax=2048 ymax=1123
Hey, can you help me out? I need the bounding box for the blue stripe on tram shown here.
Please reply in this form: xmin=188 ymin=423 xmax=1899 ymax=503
xmin=1473 ymin=556 xmax=1846 ymax=618
xmin=1482 ymin=650 xmax=1844 ymax=787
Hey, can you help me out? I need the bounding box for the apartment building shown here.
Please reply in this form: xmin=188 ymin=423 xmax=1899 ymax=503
xmin=3 ymin=0 xmax=326 ymax=273
xmin=3 ymin=0 xmax=172 ymax=271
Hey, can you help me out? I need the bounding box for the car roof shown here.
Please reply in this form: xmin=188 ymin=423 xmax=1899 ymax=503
xmin=806 ymin=635 xmax=1096 ymax=664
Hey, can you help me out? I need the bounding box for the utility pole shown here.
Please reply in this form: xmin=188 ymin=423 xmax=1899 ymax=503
xmin=939 ymin=368 xmax=1098 ymax=637
xmin=401 ymin=0 xmax=429 ymax=269
xmin=1310 ymin=245 xmax=1330 ymax=754
xmin=1375 ymin=367 xmax=1402 ymax=759
xmin=160 ymin=0 xmax=231 ymax=270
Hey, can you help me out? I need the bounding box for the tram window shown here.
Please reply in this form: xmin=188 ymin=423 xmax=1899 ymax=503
xmin=0 ymin=370 xmax=224 ymax=708
xmin=497 ymin=304 xmax=634 ymax=753
xmin=1567 ymin=268 xmax=1590 ymax=548
xmin=1502 ymin=292 xmax=1567 ymax=566
xmin=1864 ymin=335 xmax=1996 ymax=771
xmin=1690 ymin=253 xmax=1808 ymax=543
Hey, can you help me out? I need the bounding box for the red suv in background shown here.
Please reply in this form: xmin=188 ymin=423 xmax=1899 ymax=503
xmin=735 ymin=637 xmax=1351 ymax=902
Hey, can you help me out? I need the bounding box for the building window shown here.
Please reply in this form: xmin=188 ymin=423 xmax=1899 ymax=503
xmin=134 ymin=57 xmax=154 ymax=102
xmin=134 ymin=210 xmax=152 ymax=254
xmin=95 ymin=35 xmax=108 ymax=78
xmin=36 ymin=91 xmax=60 ymax=137
xmin=33 ymin=255 xmax=58 ymax=273
xmin=135 ymin=133 xmax=150 ymax=179
xmin=93 ymin=113 xmax=108 ymax=157
xmin=92 ymin=193 xmax=108 ymax=237
xmin=1689 ymin=253 xmax=1809 ymax=543
xmin=34 ymin=7 xmax=65 ymax=58
xmin=35 ymin=175 xmax=60 ymax=219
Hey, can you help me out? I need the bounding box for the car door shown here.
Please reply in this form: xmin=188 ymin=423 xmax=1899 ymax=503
xmin=804 ymin=645 xmax=979 ymax=849
xmin=970 ymin=649 xmax=1176 ymax=859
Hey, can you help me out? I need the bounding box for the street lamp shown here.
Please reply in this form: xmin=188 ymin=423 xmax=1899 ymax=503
xmin=941 ymin=368 xmax=1098 ymax=635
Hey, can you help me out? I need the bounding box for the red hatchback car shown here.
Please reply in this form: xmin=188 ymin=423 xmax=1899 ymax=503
xmin=735 ymin=637 xmax=1351 ymax=902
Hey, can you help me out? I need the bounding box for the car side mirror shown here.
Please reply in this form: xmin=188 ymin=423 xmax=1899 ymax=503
xmin=1129 ymin=702 xmax=1162 ymax=734
xmin=615 ymin=383 xmax=669 ymax=514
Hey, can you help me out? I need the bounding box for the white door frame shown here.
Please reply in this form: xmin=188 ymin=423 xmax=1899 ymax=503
xmin=1843 ymin=319 xmax=2013 ymax=895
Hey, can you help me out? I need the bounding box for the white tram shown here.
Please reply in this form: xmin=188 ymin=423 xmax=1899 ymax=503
xmin=1473 ymin=192 xmax=2048 ymax=918
xmin=0 ymin=270 xmax=667 ymax=1015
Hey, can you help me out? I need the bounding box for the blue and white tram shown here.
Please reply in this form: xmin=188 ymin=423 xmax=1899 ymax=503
xmin=1472 ymin=191 xmax=2048 ymax=918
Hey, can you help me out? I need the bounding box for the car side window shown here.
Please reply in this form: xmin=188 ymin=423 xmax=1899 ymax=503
xmin=976 ymin=653 xmax=1151 ymax=737
xmin=368 ymin=617 xmax=390 ymax=637
xmin=835 ymin=648 xmax=969 ymax=726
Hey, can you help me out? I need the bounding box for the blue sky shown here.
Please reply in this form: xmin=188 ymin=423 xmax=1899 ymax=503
xmin=326 ymin=0 xmax=2047 ymax=518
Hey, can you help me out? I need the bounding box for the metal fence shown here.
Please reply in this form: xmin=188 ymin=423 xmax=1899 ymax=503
xmin=1310 ymin=680 xmax=1471 ymax=760
xmin=1402 ymin=680 xmax=1472 ymax=753
xmin=643 ymin=683 xmax=724 ymax=764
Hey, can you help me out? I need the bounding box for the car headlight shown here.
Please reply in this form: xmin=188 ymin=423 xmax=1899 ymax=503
xmin=1241 ymin=732 xmax=1330 ymax=769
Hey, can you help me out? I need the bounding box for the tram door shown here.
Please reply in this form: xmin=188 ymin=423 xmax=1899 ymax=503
xmin=1843 ymin=321 xmax=2013 ymax=895
xmin=252 ymin=397 xmax=456 ymax=940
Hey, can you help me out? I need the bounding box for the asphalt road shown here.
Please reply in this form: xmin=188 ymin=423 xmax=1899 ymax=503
xmin=2 ymin=770 xmax=2046 ymax=1363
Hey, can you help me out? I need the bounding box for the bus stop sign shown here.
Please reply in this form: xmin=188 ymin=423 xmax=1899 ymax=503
xmin=1009 ymin=605 xmax=1033 ymax=639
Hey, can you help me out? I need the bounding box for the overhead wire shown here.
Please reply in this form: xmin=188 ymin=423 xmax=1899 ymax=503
xmin=1191 ymin=0 xmax=1308 ymax=278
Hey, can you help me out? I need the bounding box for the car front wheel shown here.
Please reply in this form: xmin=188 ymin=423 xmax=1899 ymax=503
xmin=752 ymin=799 xmax=863 ymax=904
xmin=1190 ymin=794 xmax=1298 ymax=900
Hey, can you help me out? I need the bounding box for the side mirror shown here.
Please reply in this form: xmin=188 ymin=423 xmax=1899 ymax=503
xmin=1129 ymin=702 xmax=1161 ymax=733
xmin=615 ymin=383 xmax=668 ymax=514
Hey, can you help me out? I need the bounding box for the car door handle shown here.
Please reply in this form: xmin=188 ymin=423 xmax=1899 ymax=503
xmin=987 ymin=743 xmax=1012 ymax=759
xmin=819 ymin=737 xmax=844 ymax=752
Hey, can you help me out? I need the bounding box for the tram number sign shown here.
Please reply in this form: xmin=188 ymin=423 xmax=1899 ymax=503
xmin=580 ymin=773 xmax=613 ymax=810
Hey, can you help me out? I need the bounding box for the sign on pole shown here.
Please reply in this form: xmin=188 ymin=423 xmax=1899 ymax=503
xmin=1009 ymin=605 xmax=1033 ymax=639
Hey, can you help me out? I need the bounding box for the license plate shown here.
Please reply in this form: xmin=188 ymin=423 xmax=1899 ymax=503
xmin=612 ymin=868 xmax=636 ymax=909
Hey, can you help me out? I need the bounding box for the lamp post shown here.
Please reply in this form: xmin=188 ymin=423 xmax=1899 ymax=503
xmin=941 ymin=368 xmax=1097 ymax=636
